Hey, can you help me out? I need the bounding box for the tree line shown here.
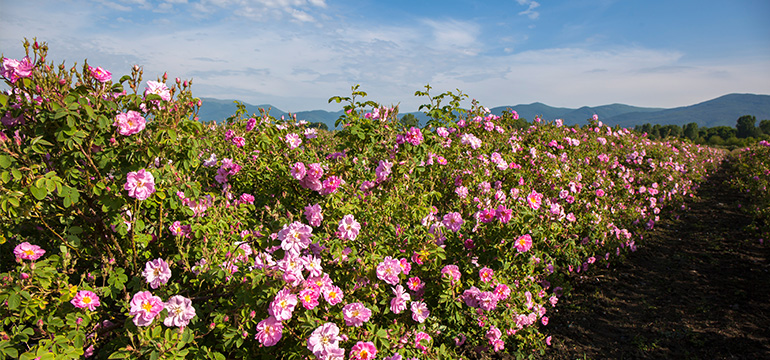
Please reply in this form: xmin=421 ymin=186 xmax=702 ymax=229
xmin=633 ymin=115 xmax=770 ymax=147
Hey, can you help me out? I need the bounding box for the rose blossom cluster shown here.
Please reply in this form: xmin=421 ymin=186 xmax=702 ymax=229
xmin=290 ymin=162 xmax=342 ymax=195
xmin=129 ymin=258 xmax=196 ymax=327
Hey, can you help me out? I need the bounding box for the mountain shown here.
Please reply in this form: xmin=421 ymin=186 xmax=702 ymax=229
xmin=603 ymin=94 xmax=770 ymax=128
xmin=489 ymin=103 xmax=664 ymax=126
xmin=196 ymin=98 xmax=285 ymax=123
xmin=195 ymin=93 xmax=770 ymax=130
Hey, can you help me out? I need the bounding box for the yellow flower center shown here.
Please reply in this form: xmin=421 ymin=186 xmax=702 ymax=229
xmin=142 ymin=301 xmax=154 ymax=312
xmin=82 ymin=296 xmax=92 ymax=304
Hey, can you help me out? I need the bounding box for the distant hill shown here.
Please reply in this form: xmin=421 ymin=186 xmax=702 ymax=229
xmin=603 ymin=94 xmax=770 ymax=128
xmin=196 ymin=98 xmax=285 ymax=123
xmin=196 ymin=93 xmax=770 ymax=130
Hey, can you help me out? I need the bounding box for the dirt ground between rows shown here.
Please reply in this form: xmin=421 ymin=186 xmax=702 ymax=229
xmin=537 ymin=166 xmax=770 ymax=359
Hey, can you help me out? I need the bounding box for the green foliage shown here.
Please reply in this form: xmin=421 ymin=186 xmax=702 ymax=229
xmin=0 ymin=39 xmax=727 ymax=359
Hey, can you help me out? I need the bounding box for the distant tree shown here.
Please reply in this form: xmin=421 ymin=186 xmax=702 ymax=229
xmin=708 ymin=126 xmax=737 ymax=141
xmin=708 ymin=135 xmax=725 ymax=146
xmin=736 ymin=115 xmax=758 ymax=138
xmin=726 ymin=136 xmax=745 ymax=147
xmin=650 ymin=124 xmax=662 ymax=139
xmin=308 ymin=122 xmax=328 ymax=131
xmin=683 ymin=122 xmax=699 ymax=141
xmin=759 ymin=119 xmax=770 ymax=136
xmin=400 ymin=114 xmax=419 ymax=128
xmin=661 ymin=124 xmax=682 ymax=138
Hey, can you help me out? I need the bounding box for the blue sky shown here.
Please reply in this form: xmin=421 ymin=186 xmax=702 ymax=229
xmin=1 ymin=0 xmax=769 ymax=112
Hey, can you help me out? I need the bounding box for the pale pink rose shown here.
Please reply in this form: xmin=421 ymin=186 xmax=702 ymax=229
xmin=269 ymin=288 xmax=298 ymax=321
xmin=390 ymin=285 xmax=410 ymax=314
xmin=410 ymin=301 xmax=429 ymax=323
xmin=304 ymin=203 xmax=323 ymax=227
xmin=307 ymin=322 xmax=342 ymax=355
xmin=142 ymin=258 xmax=171 ymax=289
xmin=163 ymin=295 xmax=196 ymax=327
xmin=114 ymin=110 xmax=146 ymax=136
xmin=124 ymin=169 xmax=156 ymax=200
xmin=144 ymin=80 xmax=171 ymax=101
xmin=129 ymin=291 xmax=164 ymax=326
xmin=337 ymin=214 xmax=361 ymax=241
xmin=255 ymin=316 xmax=283 ymax=347
xmin=342 ymin=302 xmax=372 ymax=327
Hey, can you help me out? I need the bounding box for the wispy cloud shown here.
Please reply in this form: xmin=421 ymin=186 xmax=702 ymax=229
xmin=516 ymin=0 xmax=540 ymax=20
xmin=2 ymin=0 xmax=768 ymax=113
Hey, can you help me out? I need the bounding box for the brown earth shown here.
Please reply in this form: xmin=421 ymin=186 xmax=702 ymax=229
xmin=538 ymin=166 xmax=770 ymax=359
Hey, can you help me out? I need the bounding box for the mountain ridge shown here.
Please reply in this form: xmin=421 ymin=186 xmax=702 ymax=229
xmin=195 ymin=93 xmax=770 ymax=130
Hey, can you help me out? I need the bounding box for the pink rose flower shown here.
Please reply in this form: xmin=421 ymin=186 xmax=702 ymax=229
xmin=290 ymin=162 xmax=306 ymax=180
xmin=410 ymin=301 xmax=429 ymax=323
xmin=278 ymin=221 xmax=313 ymax=256
xmin=305 ymin=163 xmax=324 ymax=180
xmin=124 ymin=169 xmax=156 ymax=200
xmin=89 ymin=66 xmax=112 ymax=82
xmin=255 ymin=316 xmax=283 ymax=347
xmin=129 ymin=291 xmax=164 ymax=326
xmin=307 ymin=322 xmax=342 ymax=356
xmin=268 ymin=288 xmax=298 ymax=321
xmin=1 ymin=57 xmax=33 ymax=83
xmin=13 ymin=242 xmax=45 ymax=261
xmin=350 ymin=341 xmax=377 ymax=360
xmin=71 ymin=290 xmax=100 ymax=311
xmin=526 ymin=190 xmax=543 ymax=210
xmin=441 ymin=265 xmax=461 ymax=285
xmin=144 ymin=80 xmax=171 ymax=101
xmin=515 ymin=234 xmax=533 ymax=253
xmin=163 ymin=295 xmax=196 ymax=327
xmin=390 ymin=285 xmax=411 ymax=314
xmin=323 ymin=285 xmax=344 ymax=306
xmin=342 ymin=302 xmax=372 ymax=327
xmin=479 ymin=267 xmax=494 ymax=283
xmin=377 ymin=257 xmax=402 ymax=285
xmin=337 ymin=214 xmax=361 ymax=241
xmin=414 ymin=331 xmax=432 ymax=351
xmin=142 ymin=258 xmax=171 ymax=289
xmin=304 ymin=203 xmax=323 ymax=227
xmin=442 ymin=212 xmax=464 ymax=232
xmin=285 ymin=133 xmax=302 ymax=149
xmin=114 ymin=110 xmax=146 ymax=136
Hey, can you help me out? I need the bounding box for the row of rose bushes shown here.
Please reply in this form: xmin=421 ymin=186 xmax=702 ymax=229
xmin=726 ymin=141 xmax=770 ymax=242
xmin=0 ymin=40 xmax=725 ymax=360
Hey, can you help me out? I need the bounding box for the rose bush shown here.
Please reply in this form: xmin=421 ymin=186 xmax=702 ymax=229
xmin=726 ymin=141 xmax=770 ymax=241
xmin=0 ymin=40 xmax=724 ymax=360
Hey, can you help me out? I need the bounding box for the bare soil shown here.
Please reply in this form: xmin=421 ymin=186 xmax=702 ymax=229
xmin=540 ymin=166 xmax=770 ymax=359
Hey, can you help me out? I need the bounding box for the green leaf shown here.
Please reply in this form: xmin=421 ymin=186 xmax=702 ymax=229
xmin=7 ymin=293 xmax=20 ymax=310
xmin=30 ymin=185 xmax=47 ymax=200
xmin=0 ymin=155 xmax=11 ymax=169
xmin=107 ymin=350 xmax=132 ymax=359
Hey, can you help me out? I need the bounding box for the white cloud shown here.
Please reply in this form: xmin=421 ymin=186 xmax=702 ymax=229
xmin=517 ymin=0 xmax=540 ymax=20
xmin=2 ymin=0 xmax=769 ymax=114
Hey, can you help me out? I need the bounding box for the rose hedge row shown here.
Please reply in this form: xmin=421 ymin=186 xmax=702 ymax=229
xmin=726 ymin=141 xmax=770 ymax=241
xmin=0 ymin=40 xmax=724 ymax=360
